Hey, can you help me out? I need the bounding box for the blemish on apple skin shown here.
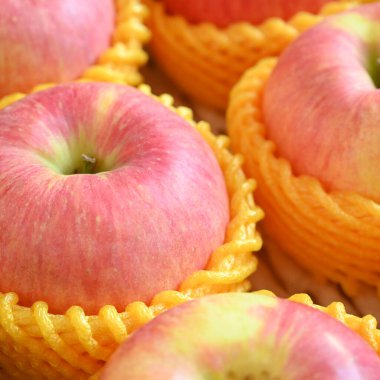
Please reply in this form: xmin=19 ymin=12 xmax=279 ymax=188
xmin=95 ymin=172 xmax=111 ymax=179
xmin=136 ymin=184 xmax=152 ymax=203
xmin=96 ymin=216 xmax=101 ymax=224
xmin=97 ymin=89 xmax=117 ymax=116
xmin=247 ymin=296 xmax=278 ymax=317
xmin=200 ymin=345 xmax=231 ymax=373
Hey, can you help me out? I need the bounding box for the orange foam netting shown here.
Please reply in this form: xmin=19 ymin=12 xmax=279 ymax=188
xmin=254 ymin=290 xmax=380 ymax=354
xmin=0 ymin=84 xmax=263 ymax=380
xmin=227 ymin=57 xmax=380 ymax=299
xmin=146 ymin=0 xmax=368 ymax=110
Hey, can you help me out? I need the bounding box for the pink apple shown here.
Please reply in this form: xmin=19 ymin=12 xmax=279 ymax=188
xmin=263 ymin=3 xmax=380 ymax=202
xmin=0 ymin=0 xmax=115 ymax=97
xmin=100 ymin=292 xmax=380 ymax=379
xmin=0 ymin=82 xmax=229 ymax=314
xmin=162 ymin=0 xmax=332 ymax=27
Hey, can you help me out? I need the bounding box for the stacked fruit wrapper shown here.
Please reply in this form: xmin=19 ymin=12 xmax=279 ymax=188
xmin=0 ymin=0 xmax=380 ymax=379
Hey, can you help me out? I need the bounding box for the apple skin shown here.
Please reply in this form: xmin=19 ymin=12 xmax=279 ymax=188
xmin=99 ymin=292 xmax=380 ymax=380
xmin=0 ymin=0 xmax=115 ymax=97
xmin=162 ymin=0 xmax=332 ymax=27
xmin=263 ymin=3 xmax=380 ymax=203
xmin=0 ymin=82 xmax=229 ymax=315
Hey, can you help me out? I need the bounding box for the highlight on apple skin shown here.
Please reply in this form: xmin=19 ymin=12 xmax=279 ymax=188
xmin=99 ymin=292 xmax=380 ymax=380
xmin=162 ymin=0 xmax=332 ymax=27
xmin=263 ymin=2 xmax=380 ymax=203
xmin=0 ymin=82 xmax=230 ymax=314
xmin=0 ymin=0 xmax=115 ymax=97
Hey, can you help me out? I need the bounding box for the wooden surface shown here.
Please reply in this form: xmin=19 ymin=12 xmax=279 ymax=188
xmin=142 ymin=58 xmax=380 ymax=321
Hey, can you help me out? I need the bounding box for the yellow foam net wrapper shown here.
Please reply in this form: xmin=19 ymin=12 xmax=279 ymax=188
xmin=254 ymin=290 xmax=380 ymax=354
xmin=0 ymin=82 xmax=264 ymax=379
xmin=81 ymin=0 xmax=150 ymax=87
xmin=146 ymin=0 xmax=368 ymax=110
xmin=227 ymin=57 xmax=380 ymax=300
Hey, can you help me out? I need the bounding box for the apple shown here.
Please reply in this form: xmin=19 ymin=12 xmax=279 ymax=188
xmin=263 ymin=3 xmax=380 ymax=203
xmin=0 ymin=82 xmax=229 ymax=315
xmin=99 ymin=292 xmax=380 ymax=380
xmin=162 ymin=0 xmax=333 ymax=27
xmin=0 ymin=0 xmax=115 ymax=97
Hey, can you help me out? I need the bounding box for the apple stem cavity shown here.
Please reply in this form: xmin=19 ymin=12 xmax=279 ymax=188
xmin=368 ymin=49 xmax=380 ymax=88
xmin=80 ymin=153 xmax=97 ymax=174
xmin=374 ymin=56 xmax=380 ymax=88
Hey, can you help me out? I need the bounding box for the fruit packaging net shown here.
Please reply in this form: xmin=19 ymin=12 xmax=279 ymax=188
xmin=1 ymin=0 xmax=380 ymax=379
xmin=227 ymin=57 xmax=380 ymax=300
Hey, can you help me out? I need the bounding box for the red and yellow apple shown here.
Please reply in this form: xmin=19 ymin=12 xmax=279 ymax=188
xmin=263 ymin=3 xmax=380 ymax=202
xmin=100 ymin=292 xmax=380 ymax=380
xmin=0 ymin=82 xmax=229 ymax=314
xmin=0 ymin=0 xmax=115 ymax=97
xmin=162 ymin=0 xmax=332 ymax=27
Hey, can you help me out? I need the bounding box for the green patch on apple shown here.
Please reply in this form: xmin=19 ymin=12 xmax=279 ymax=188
xmin=100 ymin=293 xmax=380 ymax=380
xmin=330 ymin=12 xmax=380 ymax=88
